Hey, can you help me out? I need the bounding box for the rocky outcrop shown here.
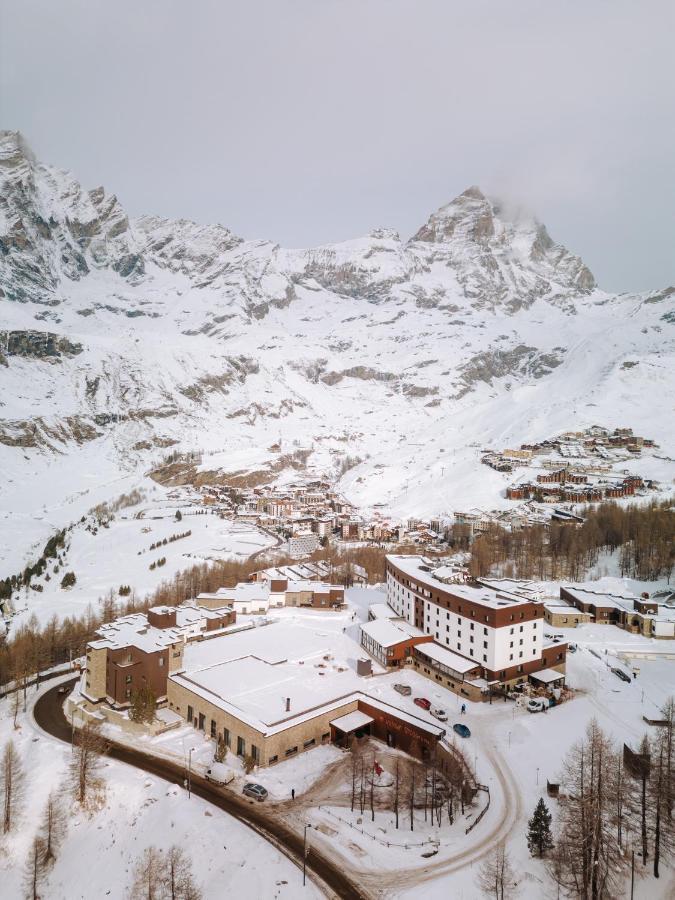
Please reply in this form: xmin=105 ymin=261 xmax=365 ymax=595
xmin=1 ymin=330 xmax=83 ymax=361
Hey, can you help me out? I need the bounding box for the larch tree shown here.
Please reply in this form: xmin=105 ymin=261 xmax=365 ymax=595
xmin=23 ymin=835 xmax=46 ymax=900
xmin=130 ymin=845 xmax=163 ymax=900
xmin=40 ymin=789 xmax=67 ymax=864
xmin=477 ymin=841 xmax=516 ymax=899
xmin=162 ymin=845 xmax=202 ymax=900
xmin=70 ymin=720 xmax=107 ymax=807
xmin=2 ymin=738 xmax=25 ymax=833
xmin=550 ymin=719 xmax=626 ymax=899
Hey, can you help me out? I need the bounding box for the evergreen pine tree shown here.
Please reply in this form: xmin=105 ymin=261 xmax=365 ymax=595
xmin=527 ymin=797 xmax=554 ymax=857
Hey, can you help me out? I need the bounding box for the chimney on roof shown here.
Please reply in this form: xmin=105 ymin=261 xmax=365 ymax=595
xmin=286 ymin=697 xmax=291 ymax=712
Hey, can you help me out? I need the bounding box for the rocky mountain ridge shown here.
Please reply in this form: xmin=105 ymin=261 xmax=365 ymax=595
xmin=0 ymin=129 xmax=673 ymax=536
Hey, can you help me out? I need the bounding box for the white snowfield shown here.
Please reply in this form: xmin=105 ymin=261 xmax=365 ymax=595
xmin=3 ymin=487 xmax=275 ymax=628
xmin=1 ymin=129 xmax=673 ymax=580
xmin=0 ymin=676 xmax=321 ymax=900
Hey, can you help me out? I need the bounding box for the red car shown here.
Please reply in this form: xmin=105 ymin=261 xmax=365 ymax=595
xmin=414 ymin=697 xmax=431 ymax=710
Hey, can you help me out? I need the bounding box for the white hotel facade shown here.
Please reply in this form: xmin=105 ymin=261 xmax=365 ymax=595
xmin=385 ymin=555 xmax=566 ymax=687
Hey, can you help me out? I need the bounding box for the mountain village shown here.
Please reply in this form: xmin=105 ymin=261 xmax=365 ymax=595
xmin=0 ymin=118 xmax=673 ymax=900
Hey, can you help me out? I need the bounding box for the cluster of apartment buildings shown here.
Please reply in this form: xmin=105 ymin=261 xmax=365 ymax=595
xmin=551 ymin=585 xmax=675 ymax=639
xmin=506 ymin=472 xmax=645 ymax=503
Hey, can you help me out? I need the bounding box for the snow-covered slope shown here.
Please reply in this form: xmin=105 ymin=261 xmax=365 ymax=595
xmin=1 ymin=130 xmax=673 ymax=551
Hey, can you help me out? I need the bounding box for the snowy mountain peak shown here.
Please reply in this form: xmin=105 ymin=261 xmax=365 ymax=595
xmin=411 ymin=186 xmax=596 ymax=309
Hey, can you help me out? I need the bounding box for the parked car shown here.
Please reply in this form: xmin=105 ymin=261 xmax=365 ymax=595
xmin=611 ymin=667 xmax=631 ymax=683
xmin=527 ymin=698 xmax=548 ymax=713
xmin=242 ymin=783 xmax=268 ymax=801
xmin=568 ymin=643 xmax=578 ymax=653
xmin=394 ymin=683 xmax=412 ymax=696
xmin=205 ymin=763 xmax=234 ymax=786
xmin=431 ymin=708 xmax=448 ymax=722
xmin=414 ymin=697 xmax=431 ymax=710
xmin=453 ymin=723 xmax=471 ymax=738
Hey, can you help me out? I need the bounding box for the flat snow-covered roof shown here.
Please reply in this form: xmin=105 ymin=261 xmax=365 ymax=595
xmin=360 ymin=618 xmax=426 ymax=648
xmin=414 ymin=642 xmax=480 ymax=674
xmin=330 ymin=710 xmax=374 ymax=732
xmin=387 ymin=555 xmax=535 ymax=610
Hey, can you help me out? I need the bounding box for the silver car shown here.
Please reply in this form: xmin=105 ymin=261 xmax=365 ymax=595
xmin=243 ymin=782 xmax=268 ymax=801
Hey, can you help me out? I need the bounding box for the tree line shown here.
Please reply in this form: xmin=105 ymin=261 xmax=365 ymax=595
xmin=0 ymin=542 xmax=404 ymax=692
xmin=466 ymin=500 xmax=674 ymax=582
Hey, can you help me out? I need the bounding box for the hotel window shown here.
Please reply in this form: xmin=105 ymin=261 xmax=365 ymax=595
xmin=237 ymin=736 xmax=245 ymax=756
xmin=210 ymin=719 xmax=217 ymax=738
xmin=252 ymin=744 xmax=260 ymax=760
xmin=483 ymin=627 xmax=488 ymax=635
xmin=483 ymin=641 xmax=488 ymax=649
xmin=187 ymin=705 xmax=193 ymax=722
xmin=158 ymin=658 xmax=164 ymax=668
xmin=223 ymin=728 xmax=230 ymax=747
xmin=483 ymin=654 xmax=487 ymax=662
xmin=519 ymin=651 xmax=523 ymax=658
xmin=125 ymin=674 xmax=132 ymax=684
xmin=509 ymin=654 xmax=513 ymax=661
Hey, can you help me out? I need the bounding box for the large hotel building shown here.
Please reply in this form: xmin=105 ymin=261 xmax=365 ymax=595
xmin=384 ymin=555 xmax=566 ymax=691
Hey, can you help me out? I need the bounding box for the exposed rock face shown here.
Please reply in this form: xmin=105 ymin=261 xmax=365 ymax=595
xmin=0 ymin=130 xmax=672 ymax=507
xmin=1 ymin=330 xmax=83 ymax=360
xmin=410 ymin=186 xmax=596 ymax=311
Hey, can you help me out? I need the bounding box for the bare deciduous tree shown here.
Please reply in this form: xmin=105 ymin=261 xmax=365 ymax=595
xmin=130 ymin=845 xmax=164 ymax=900
xmin=40 ymin=789 xmax=67 ymax=864
xmin=23 ymin=834 xmax=46 ymax=900
xmin=2 ymin=738 xmax=24 ymax=833
xmin=550 ymin=720 xmax=626 ymax=899
xmin=130 ymin=845 xmax=202 ymax=900
xmin=70 ymin=720 xmax=107 ymax=806
xmin=477 ymin=841 xmax=516 ymax=899
xmin=162 ymin=846 xmax=202 ymax=900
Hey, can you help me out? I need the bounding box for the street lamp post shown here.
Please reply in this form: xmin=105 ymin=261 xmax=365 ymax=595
xmin=303 ymin=824 xmax=312 ymax=886
xmin=536 ymin=767 xmax=540 ymax=786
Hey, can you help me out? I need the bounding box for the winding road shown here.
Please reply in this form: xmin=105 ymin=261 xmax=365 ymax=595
xmin=34 ymin=679 xmax=521 ymax=899
xmin=33 ymin=679 xmax=366 ymax=900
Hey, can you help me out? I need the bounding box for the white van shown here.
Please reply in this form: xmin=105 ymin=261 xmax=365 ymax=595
xmin=527 ymin=698 xmax=548 ymax=713
xmin=205 ymin=763 xmax=235 ymax=786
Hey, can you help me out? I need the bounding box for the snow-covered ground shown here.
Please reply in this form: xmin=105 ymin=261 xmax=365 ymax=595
xmin=4 ymin=486 xmax=275 ymax=629
xmin=60 ymin=585 xmax=675 ymax=897
xmin=0 ymin=676 xmax=321 ymax=900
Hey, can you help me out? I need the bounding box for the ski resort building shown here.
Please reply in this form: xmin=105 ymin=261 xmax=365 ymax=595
xmin=560 ymin=586 xmax=675 ymax=638
xmin=82 ymin=604 xmax=236 ymax=708
xmin=166 ymin=619 xmax=446 ymax=766
xmin=195 ymin=577 xmax=344 ymax=614
xmin=382 ymin=555 xmax=567 ymax=695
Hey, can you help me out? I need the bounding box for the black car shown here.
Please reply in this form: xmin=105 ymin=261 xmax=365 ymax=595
xmin=611 ymin=667 xmax=631 ymax=683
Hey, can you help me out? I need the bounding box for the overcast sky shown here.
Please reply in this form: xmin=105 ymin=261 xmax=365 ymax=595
xmin=2 ymin=0 xmax=673 ymax=292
